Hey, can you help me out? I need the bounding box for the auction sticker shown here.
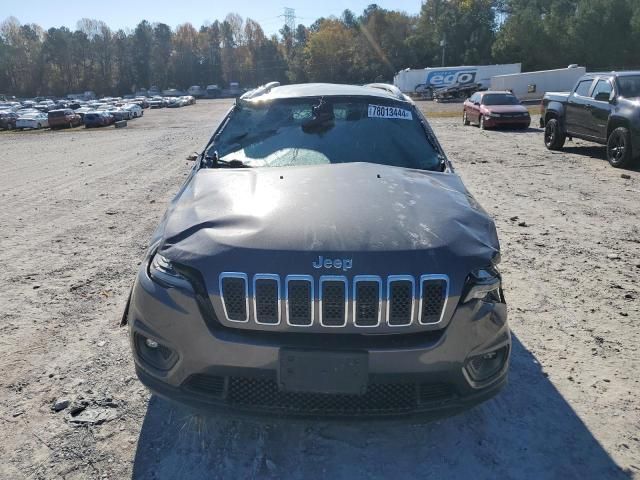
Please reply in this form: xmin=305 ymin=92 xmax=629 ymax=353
xmin=368 ymin=104 xmax=413 ymax=120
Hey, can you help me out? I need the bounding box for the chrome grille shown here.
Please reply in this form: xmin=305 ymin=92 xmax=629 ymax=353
xmin=353 ymin=276 xmax=382 ymax=327
xmin=253 ymin=275 xmax=280 ymax=325
xmin=419 ymin=275 xmax=449 ymax=325
xmin=286 ymin=275 xmax=313 ymax=326
xmin=218 ymin=273 xmax=448 ymax=329
xmin=320 ymin=277 xmax=347 ymax=327
xmin=219 ymin=273 xmax=248 ymax=322
xmin=387 ymin=276 xmax=414 ymax=326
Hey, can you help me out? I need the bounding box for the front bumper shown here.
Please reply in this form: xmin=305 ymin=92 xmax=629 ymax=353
xmin=127 ymin=266 xmax=510 ymax=421
xmin=483 ymin=116 xmax=530 ymax=128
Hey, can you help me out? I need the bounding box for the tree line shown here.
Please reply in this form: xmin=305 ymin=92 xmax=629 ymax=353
xmin=1 ymin=0 xmax=639 ymax=97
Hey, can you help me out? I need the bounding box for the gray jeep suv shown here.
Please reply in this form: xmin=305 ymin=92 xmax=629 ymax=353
xmin=124 ymin=82 xmax=510 ymax=420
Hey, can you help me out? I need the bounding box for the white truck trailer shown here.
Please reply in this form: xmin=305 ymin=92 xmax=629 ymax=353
xmin=490 ymin=65 xmax=586 ymax=101
xmin=393 ymin=63 xmax=521 ymax=95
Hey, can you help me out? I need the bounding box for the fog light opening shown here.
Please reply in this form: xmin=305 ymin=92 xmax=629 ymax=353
xmin=135 ymin=333 xmax=177 ymax=371
xmin=466 ymin=346 xmax=508 ymax=383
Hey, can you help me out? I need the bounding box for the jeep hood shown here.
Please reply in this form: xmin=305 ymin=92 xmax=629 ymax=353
xmin=156 ymin=163 xmax=499 ymax=278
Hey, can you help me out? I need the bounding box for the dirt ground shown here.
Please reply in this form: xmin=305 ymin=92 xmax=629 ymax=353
xmin=0 ymin=99 xmax=638 ymax=479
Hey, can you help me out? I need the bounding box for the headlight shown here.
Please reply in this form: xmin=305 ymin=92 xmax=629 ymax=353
xmin=489 ymin=113 xmax=501 ymax=118
xmin=149 ymin=252 xmax=191 ymax=289
xmin=463 ymin=266 xmax=502 ymax=303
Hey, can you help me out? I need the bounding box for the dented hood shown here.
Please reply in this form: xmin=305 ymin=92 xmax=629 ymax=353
xmin=157 ymin=163 xmax=499 ymax=281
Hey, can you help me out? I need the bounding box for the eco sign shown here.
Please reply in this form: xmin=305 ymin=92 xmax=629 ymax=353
xmin=426 ymin=69 xmax=477 ymax=87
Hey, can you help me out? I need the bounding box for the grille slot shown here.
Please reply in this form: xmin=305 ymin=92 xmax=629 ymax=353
xmin=254 ymin=275 xmax=280 ymax=325
xmin=419 ymin=276 xmax=448 ymax=325
xmin=220 ymin=274 xmax=248 ymax=322
xmin=286 ymin=276 xmax=313 ymax=326
xmin=320 ymin=277 xmax=347 ymax=327
xmin=387 ymin=277 xmax=415 ymax=326
xmin=354 ymin=277 xmax=382 ymax=327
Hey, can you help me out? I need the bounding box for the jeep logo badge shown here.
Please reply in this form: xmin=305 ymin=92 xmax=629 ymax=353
xmin=312 ymin=255 xmax=352 ymax=272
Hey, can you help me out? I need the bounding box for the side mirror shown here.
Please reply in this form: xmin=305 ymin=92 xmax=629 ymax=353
xmin=186 ymin=152 xmax=198 ymax=161
xmin=594 ymin=91 xmax=610 ymax=102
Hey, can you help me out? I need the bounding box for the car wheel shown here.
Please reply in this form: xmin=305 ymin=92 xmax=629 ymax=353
xmin=607 ymin=127 xmax=634 ymax=168
xmin=543 ymin=118 xmax=566 ymax=150
xmin=37 ymin=123 xmax=42 ymax=129
xmin=463 ymin=111 xmax=470 ymax=126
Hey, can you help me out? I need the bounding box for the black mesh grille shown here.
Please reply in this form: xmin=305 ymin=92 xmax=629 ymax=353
xmin=420 ymin=279 xmax=447 ymax=324
xmin=255 ymin=278 xmax=279 ymax=324
xmin=183 ymin=374 xmax=225 ymax=398
xmin=418 ymin=383 xmax=454 ymax=403
xmin=287 ymin=280 xmax=312 ymax=326
xmin=227 ymin=377 xmax=418 ymax=415
xmin=388 ymin=280 xmax=413 ymax=326
xmin=321 ymin=281 xmax=346 ymax=326
xmin=222 ymin=277 xmax=247 ymax=321
xmin=355 ymin=281 xmax=380 ymax=326
xmin=181 ymin=375 xmax=455 ymax=415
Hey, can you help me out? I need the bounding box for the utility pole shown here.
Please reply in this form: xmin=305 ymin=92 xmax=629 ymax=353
xmin=284 ymin=7 xmax=296 ymax=32
xmin=440 ymin=37 xmax=446 ymax=67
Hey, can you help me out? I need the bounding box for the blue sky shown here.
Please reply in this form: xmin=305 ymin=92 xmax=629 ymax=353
xmin=4 ymin=0 xmax=422 ymax=35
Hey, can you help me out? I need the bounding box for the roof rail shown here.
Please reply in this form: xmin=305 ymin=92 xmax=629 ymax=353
xmin=240 ymin=82 xmax=281 ymax=100
xmin=364 ymin=83 xmax=404 ymax=100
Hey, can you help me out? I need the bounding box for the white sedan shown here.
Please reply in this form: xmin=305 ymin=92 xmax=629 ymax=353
xmin=123 ymin=103 xmax=143 ymax=118
xmin=16 ymin=112 xmax=48 ymax=129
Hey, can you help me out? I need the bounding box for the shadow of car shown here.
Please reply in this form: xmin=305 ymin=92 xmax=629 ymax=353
xmin=130 ymin=335 xmax=631 ymax=480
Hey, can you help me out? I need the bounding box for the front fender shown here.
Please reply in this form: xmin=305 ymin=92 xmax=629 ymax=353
xmin=544 ymin=101 xmax=566 ymax=131
xmin=607 ymin=113 xmax=640 ymax=157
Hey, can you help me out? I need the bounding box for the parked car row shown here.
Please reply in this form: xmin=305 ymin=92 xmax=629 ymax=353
xmin=148 ymin=95 xmax=196 ymax=109
xmin=0 ymin=92 xmax=194 ymax=131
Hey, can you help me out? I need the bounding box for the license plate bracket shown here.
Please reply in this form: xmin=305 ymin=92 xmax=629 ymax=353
xmin=278 ymin=350 xmax=368 ymax=395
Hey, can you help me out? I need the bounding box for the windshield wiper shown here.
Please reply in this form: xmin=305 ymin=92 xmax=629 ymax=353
xmin=203 ymin=151 xmax=251 ymax=168
xmin=216 ymin=158 xmax=251 ymax=168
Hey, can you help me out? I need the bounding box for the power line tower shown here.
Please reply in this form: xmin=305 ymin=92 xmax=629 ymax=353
xmin=283 ymin=7 xmax=296 ymax=32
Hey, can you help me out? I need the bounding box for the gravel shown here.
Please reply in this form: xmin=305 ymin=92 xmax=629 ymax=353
xmin=0 ymin=99 xmax=638 ymax=479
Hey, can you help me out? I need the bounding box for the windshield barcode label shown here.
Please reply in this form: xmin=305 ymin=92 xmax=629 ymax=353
xmin=368 ymin=105 xmax=412 ymax=120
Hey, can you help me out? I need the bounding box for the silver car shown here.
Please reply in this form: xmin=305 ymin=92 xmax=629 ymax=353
xmin=124 ymin=82 xmax=510 ymax=420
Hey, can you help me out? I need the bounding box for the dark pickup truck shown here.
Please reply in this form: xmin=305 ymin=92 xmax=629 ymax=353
xmin=540 ymin=71 xmax=640 ymax=168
